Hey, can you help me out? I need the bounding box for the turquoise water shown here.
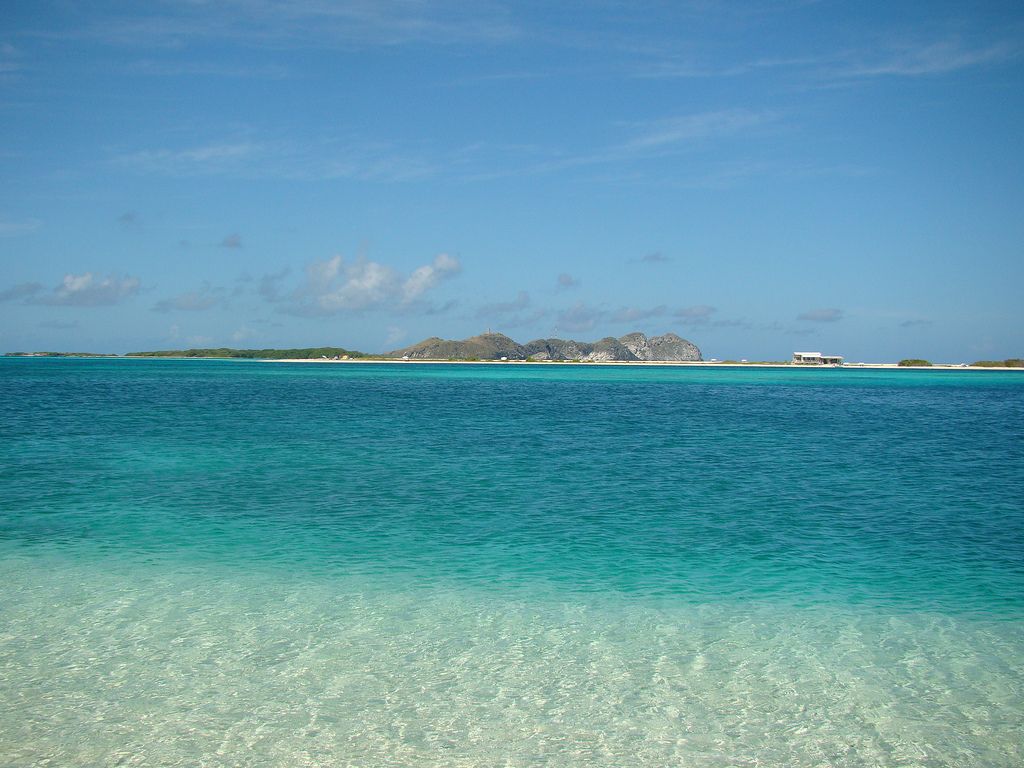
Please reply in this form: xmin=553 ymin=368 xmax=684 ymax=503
xmin=1 ymin=359 xmax=1022 ymax=766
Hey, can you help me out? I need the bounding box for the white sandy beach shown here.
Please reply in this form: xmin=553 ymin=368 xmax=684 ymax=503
xmin=269 ymin=358 xmax=1021 ymax=370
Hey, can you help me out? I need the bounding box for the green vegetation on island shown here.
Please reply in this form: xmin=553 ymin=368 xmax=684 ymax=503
xmin=4 ymin=351 xmax=118 ymax=358
xmin=971 ymin=358 xmax=1024 ymax=368
xmin=898 ymin=359 xmax=932 ymax=367
xmin=124 ymin=347 xmax=366 ymax=359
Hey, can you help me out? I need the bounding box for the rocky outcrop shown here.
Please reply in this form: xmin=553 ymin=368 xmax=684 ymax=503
xmin=521 ymin=338 xmax=598 ymax=361
xmin=390 ymin=332 xmax=527 ymax=360
xmin=619 ymin=332 xmax=652 ymax=360
xmin=624 ymin=332 xmax=701 ymax=361
xmin=389 ymin=331 xmax=701 ymax=362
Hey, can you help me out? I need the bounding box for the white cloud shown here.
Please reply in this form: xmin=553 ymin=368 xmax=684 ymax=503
xmin=33 ymin=273 xmax=141 ymax=307
xmin=403 ymin=253 xmax=461 ymax=302
xmin=304 ymin=257 xmax=390 ymax=311
xmin=284 ymin=253 xmax=461 ymax=315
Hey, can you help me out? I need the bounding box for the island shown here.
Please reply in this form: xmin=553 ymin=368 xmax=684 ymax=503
xmin=122 ymin=347 xmax=365 ymax=360
xmin=388 ymin=331 xmax=701 ymax=362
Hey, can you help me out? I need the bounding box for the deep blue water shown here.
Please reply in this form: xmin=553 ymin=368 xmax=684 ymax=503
xmin=2 ymin=358 xmax=1023 ymax=765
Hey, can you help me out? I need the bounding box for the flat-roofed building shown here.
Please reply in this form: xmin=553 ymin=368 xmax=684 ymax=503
xmin=793 ymin=352 xmax=844 ymax=365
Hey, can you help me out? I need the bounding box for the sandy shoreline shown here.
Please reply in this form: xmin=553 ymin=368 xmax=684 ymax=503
xmin=267 ymin=358 xmax=1023 ymax=370
xmin=8 ymin=355 xmax=1019 ymax=370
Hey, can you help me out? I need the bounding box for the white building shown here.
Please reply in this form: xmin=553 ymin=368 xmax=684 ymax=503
xmin=792 ymin=352 xmax=844 ymax=366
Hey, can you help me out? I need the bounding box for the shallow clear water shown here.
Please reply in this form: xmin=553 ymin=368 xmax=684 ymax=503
xmin=1 ymin=359 xmax=1022 ymax=766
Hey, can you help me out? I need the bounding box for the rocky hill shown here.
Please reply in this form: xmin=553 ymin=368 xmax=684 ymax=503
xmin=389 ymin=332 xmax=701 ymax=362
xmin=389 ymin=332 xmax=526 ymax=360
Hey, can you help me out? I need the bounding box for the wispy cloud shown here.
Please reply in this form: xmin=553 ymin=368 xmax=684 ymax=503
xmin=711 ymin=318 xmax=753 ymax=329
xmin=128 ymin=59 xmax=290 ymax=78
xmin=639 ymin=251 xmax=670 ymax=264
xmin=578 ymin=109 xmax=774 ymax=169
xmin=258 ymin=268 xmax=290 ymax=303
xmin=424 ymin=299 xmax=458 ymax=316
xmin=152 ymin=284 xmax=226 ymax=313
xmin=30 ymin=273 xmax=141 ymax=307
xmin=674 ymin=305 xmax=717 ymax=324
xmin=117 ymin=211 xmax=138 ymax=226
xmin=467 ymin=106 xmax=776 ymax=182
xmin=442 ymin=69 xmax=549 ymax=87
xmin=476 ymin=290 xmax=546 ymax=328
xmin=0 ymin=43 xmax=22 ymax=75
xmin=117 ymin=106 xmax=772 ymax=187
xmin=900 ymin=318 xmax=933 ymax=328
xmin=55 ymin=2 xmax=519 ymax=51
xmin=39 ymin=319 xmax=79 ymax=330
xmin=556 ymin=272 xmax=579 ymax=290
xmin=477 ymin=290 xmax=530 ymax=317
xmin=0 ymin=216 xmax=42 ymax=236
xmin=555 ymin=302 xmax=604 ymax=334
xmin=627 ymin=34 xmax=1019 ymax=86
xmin=630 ymin=54 xmax=824 ymax=81
xmin=552 ymin=301 xmax=702 ymax=334
xmin=220 ymin=233 xmax=242 ymax=249
xmin=621 ymin=110 xmax=772 ymax=153
xmin=839 ymin=39 xmax=1019 ymax=78
xmin=797 ymin=307 xmax=843 ymax=322
xmin=117 ymin=137 xmax=434 ymax=182
xmin=0 ymin=281 xmax=44 ymax=302
xmin=117 ymin=142 xmax=261 ymax=176
xmin=384 ymin=326 xmax=407 ymax=347
xmin=611 ymin=305 xmax=666 ymax=323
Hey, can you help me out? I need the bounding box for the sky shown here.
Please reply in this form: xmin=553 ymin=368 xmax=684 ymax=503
xmin=1 ymin=1 xmax=1022 ymax=361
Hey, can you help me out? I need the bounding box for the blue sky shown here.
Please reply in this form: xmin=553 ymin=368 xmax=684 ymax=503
xmin=1 ymin=1 xmax=1022 ymax=361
